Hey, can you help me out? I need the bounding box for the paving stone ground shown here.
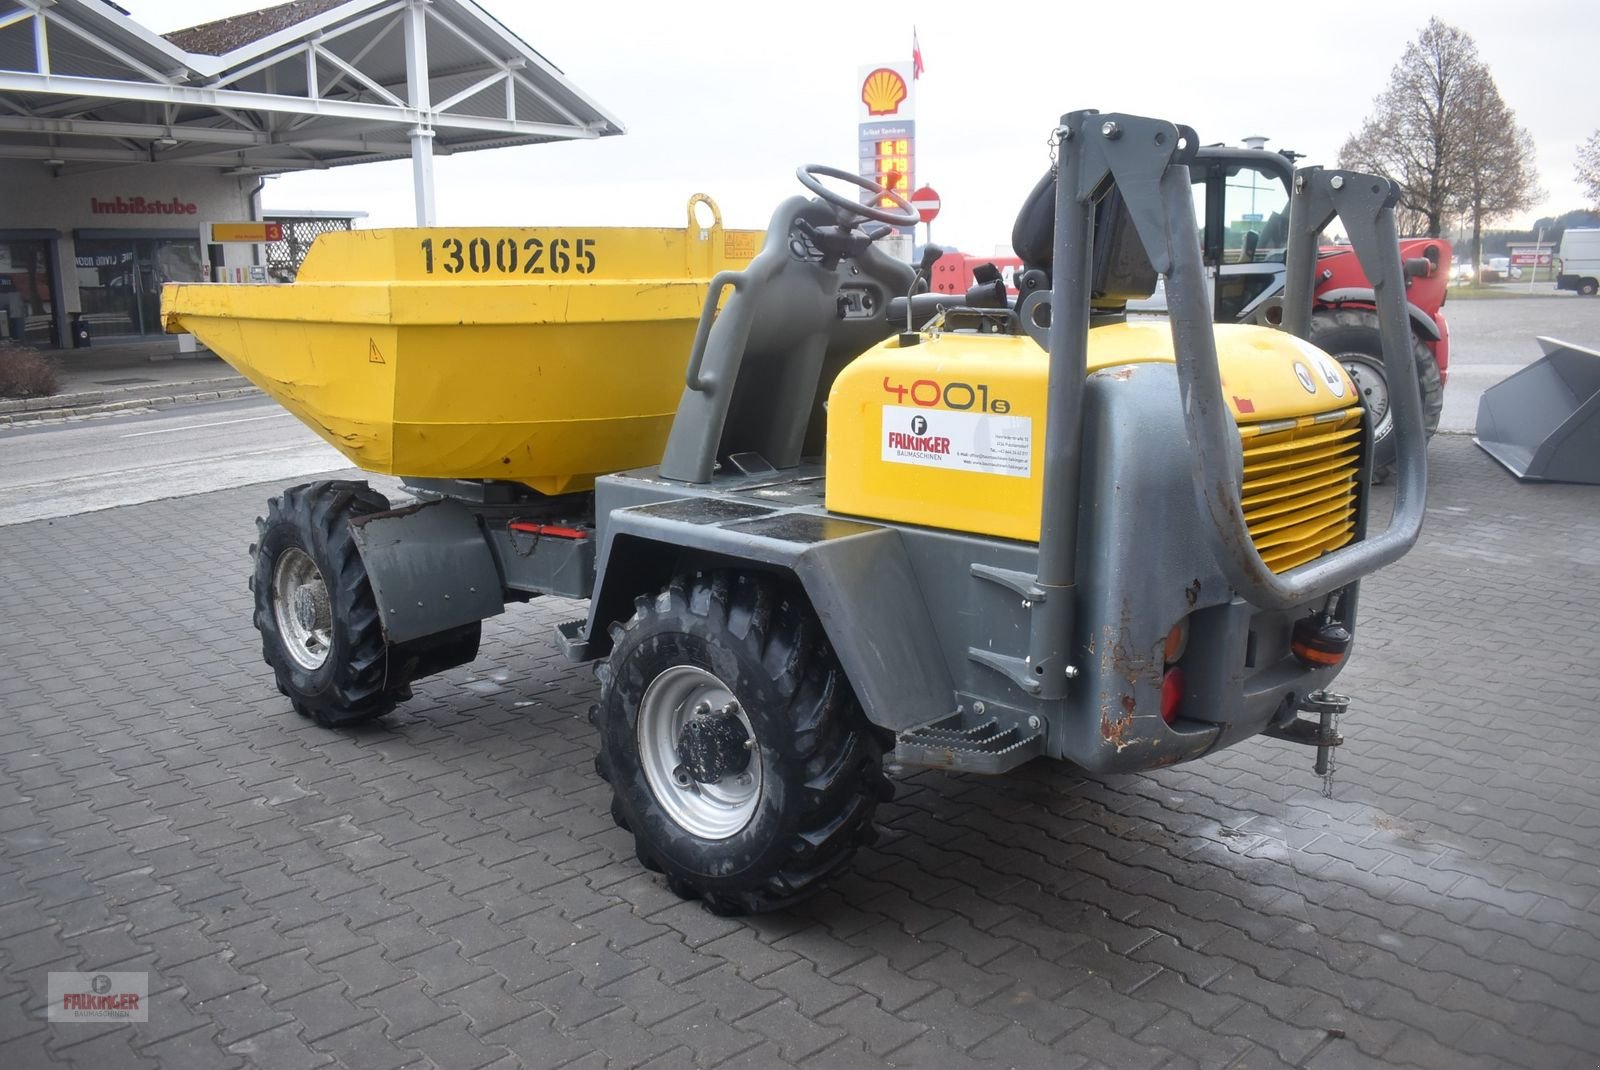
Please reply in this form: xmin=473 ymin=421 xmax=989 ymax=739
xmin=1 ymin=435 xmax=1597 ymax=1069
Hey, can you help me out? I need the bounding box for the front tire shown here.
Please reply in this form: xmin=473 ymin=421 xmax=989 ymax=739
xmin=251 ymin=480 xmax=479 ymax=727
xmin=592 ymin=571 xmax=891 ymax=915
xmin=1309 ymin=308 xmax=1443 ymax=484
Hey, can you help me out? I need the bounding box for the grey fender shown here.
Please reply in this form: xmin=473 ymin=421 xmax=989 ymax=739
xmin=1316 ymin=288 xmax=1441 ymax=342
xmin=582 ymin=500 xmax=954 ymax=732
xmin=348 ymin=499 xmax=504 ymax=643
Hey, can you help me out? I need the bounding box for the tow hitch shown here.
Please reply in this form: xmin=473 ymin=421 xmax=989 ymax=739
xmin=1265 ymin=691 xmax=1348 ymax=795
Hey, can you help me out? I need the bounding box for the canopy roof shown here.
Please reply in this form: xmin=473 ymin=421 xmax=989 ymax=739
xmin=0 ymin=0 xmax=624 ymax=175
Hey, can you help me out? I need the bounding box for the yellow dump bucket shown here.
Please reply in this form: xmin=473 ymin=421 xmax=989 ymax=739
xmin=163 ymin=196 xmax=763 ymax=494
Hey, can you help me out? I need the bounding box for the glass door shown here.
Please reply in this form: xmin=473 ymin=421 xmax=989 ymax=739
xmin=74 ymin=238 xmax=202 ymax=336
xmin=76 ymin=239 xmax=141 ymax=336
xmin=0 ymin=240 xmax=57 ymax=346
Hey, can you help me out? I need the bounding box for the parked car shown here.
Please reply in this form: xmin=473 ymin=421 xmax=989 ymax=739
xmin=1487 ymin=256 xmax=1522 ymax=281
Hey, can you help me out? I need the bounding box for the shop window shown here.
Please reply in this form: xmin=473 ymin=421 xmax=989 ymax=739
xmin=1 ymin=241 xmax=57 ymax=346
xmin=75 ymin=238 xmax=202 ymax=336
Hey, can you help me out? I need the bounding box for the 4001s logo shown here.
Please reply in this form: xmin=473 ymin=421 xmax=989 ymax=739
xmin=882 ymin=376 xmax=1013 ymax=413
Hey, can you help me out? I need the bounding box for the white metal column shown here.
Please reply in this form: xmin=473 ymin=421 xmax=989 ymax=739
xmin=402 ymin=0 xmax=435 ymax=226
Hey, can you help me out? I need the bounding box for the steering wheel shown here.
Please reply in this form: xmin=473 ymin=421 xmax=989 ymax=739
xmin=796 ymin=164 xmax=920 ymax=228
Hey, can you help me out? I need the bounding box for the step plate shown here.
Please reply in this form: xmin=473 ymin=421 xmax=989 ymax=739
xmin=892 ymin=715 xmax=1043 ymax=775
xmin=553 ymin=618 xmax=593 ymax=662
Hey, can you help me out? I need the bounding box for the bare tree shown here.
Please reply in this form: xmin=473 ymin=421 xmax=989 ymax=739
xmin=1392 ymin=204 xmax=1435 ymax=239
xmin=1339 ymin=16 xmax=1539 ymax=255
xmin=1579 ymin=131 xmax=1600 ymax=210
xmin=1339 ymin=19 xmax=1479 ymax=236
xmin=1451 ymin=83 xmax=1541 ymax=272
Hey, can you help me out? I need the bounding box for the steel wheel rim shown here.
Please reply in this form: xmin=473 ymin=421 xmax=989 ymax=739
xmin=272 ymin=547 xmax=333 ymax=671
xmin=1338 ymin=353 xmax=1391 ymax=441
xmin=637 ymin=665 xmax=761 ymax=840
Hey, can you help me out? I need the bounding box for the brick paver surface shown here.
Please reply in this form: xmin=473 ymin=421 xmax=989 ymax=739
xmin=1 ymin=435 xmax=1597 ymax=1068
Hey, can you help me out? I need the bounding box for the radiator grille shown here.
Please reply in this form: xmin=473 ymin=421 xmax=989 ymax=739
xmin=1238 ymin=406 xmax=1365 ymax=573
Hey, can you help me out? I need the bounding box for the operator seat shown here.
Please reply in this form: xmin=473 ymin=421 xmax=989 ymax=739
xmin=1009 ymin=170 xmax=1160 ymax=312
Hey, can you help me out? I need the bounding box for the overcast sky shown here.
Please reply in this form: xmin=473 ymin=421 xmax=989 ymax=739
xmin=124 ymin=0 xmax=1598 ymax=251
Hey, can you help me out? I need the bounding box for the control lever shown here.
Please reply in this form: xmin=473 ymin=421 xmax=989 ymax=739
xmin=900 ymin=244 xmax=946 ymax=345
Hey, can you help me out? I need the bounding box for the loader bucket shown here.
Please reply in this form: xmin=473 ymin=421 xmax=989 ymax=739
xmin=1474 ymin=337 xmax=1600 ymax=485
xmin=162 ymin=197 xmax=763 ymax=495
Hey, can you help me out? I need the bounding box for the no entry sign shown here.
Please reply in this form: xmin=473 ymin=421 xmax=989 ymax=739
xmin=910 ymin=186 xmax=941 ymax=224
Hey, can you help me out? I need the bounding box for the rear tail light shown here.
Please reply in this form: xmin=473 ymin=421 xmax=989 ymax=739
xmin=1160 ymin=668 xmax=1185 ymax=724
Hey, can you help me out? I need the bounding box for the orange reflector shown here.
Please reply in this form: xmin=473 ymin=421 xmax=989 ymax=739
xmin=1161 ymin=668 xmax=1185 ymax=724
xmin=509 ymin=521 xmax=589 ymax=539
xmin=1291 ymin=616 xmax=1351 ymax=667
xmin=1291 ymin=641 xmax=1345 ymax=667
xmin=1163 ymin=620 xmax=1189 ymax=665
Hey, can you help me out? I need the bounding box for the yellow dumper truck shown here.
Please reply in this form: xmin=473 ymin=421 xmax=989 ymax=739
xmin=166 ymin=109 xmax=1428 ymax=914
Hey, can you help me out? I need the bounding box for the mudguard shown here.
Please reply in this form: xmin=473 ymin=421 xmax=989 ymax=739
xmin=584 ymin=500 xmax=955 ymax=732
xmin=349 ymin=499 xmax=505 ymax=644
xmin=1316 ymin=287 xmax=1441 ymax=342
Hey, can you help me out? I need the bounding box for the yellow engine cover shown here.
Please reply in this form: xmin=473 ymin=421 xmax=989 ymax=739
xmin=824 ymin=321 xmax=1358 ymax=543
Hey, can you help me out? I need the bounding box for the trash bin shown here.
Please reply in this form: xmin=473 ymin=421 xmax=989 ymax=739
xmin=7 ymin=315 xmax=23 ymax=342
xmin=70 ymin=313 xmax=91 ymax=348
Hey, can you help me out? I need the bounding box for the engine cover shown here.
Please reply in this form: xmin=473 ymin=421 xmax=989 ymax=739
xmin=824 ymin=321 xmax=1358 ymax=542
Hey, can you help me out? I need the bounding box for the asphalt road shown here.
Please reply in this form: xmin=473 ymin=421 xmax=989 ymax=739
xmin=0 ymin=398 xmax=348 ymax=527
xmin=1436 ymin=292 xmax=1600 ymax=432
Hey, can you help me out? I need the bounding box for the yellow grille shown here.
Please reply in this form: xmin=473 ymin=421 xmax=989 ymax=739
xmin=1238 ymin=406 xmax=1364 ymax=573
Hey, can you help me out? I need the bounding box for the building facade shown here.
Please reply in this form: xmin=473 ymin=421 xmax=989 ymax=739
xmin=0 ymin=0 xmax=624 ymax=352
xmin=1 ymin=160 xmax=261 ymax=346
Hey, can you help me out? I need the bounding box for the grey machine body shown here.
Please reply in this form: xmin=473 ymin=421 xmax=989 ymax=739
xmin=342 ymin=109 xmax=1430 ymax=777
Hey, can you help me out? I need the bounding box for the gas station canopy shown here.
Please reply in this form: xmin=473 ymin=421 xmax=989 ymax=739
xmin=0 ymin=0 xmax=625 ymax=222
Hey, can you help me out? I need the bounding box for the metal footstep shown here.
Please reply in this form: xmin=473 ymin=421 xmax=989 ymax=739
xmin=893 ymin=713 xmax=1044 ymax=774
xmin=553 ymin=618 xmax=591 ymax=661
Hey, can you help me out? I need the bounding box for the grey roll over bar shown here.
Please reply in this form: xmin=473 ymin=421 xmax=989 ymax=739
xmin=1033 ymin=111 xmax=1426 ymax=668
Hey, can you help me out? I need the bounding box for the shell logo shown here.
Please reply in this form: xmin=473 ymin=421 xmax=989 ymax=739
xmin=861 ymin=68 xmax=908 ymax=116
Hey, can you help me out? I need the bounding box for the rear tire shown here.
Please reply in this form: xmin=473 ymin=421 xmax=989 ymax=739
xmin=251 ymin=481 xmax=480 ymax=727
xmin=591 ymin=571 xmax=891 ymax=915
xmin=1309 ymin=308 xmax=1442 ymax=484
xmin=1580 ymin=278 xmax=1598 ymax=297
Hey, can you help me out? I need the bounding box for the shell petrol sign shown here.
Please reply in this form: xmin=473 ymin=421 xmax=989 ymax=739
xmin=857 ymin=61 xmax=916 ymax=123
xmin=861 ymin=67 xmax=908 ymax=117
xmin=857 ymin=61 xmax=916 ymax=232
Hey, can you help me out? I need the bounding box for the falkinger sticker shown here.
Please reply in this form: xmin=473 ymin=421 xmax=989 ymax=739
xmin=49 ymin=971 xmax=148 ymax=1022
xmin=881 ymin=405 xmax=1032 ymax=477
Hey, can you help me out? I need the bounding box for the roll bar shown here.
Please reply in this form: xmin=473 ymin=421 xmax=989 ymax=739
xmin=1082 ymin=111 xmax=1426 ymax=606
xmin=1013 ymin=111 xmax=1427 ymax=697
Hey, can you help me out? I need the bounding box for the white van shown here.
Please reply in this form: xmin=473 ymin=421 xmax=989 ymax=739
xmin=1556 ymin=228 xmax=1600 ymax=295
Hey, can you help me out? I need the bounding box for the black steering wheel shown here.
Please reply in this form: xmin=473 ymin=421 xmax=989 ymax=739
xmin=796 ymin=164 xmax=920 ymax=228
